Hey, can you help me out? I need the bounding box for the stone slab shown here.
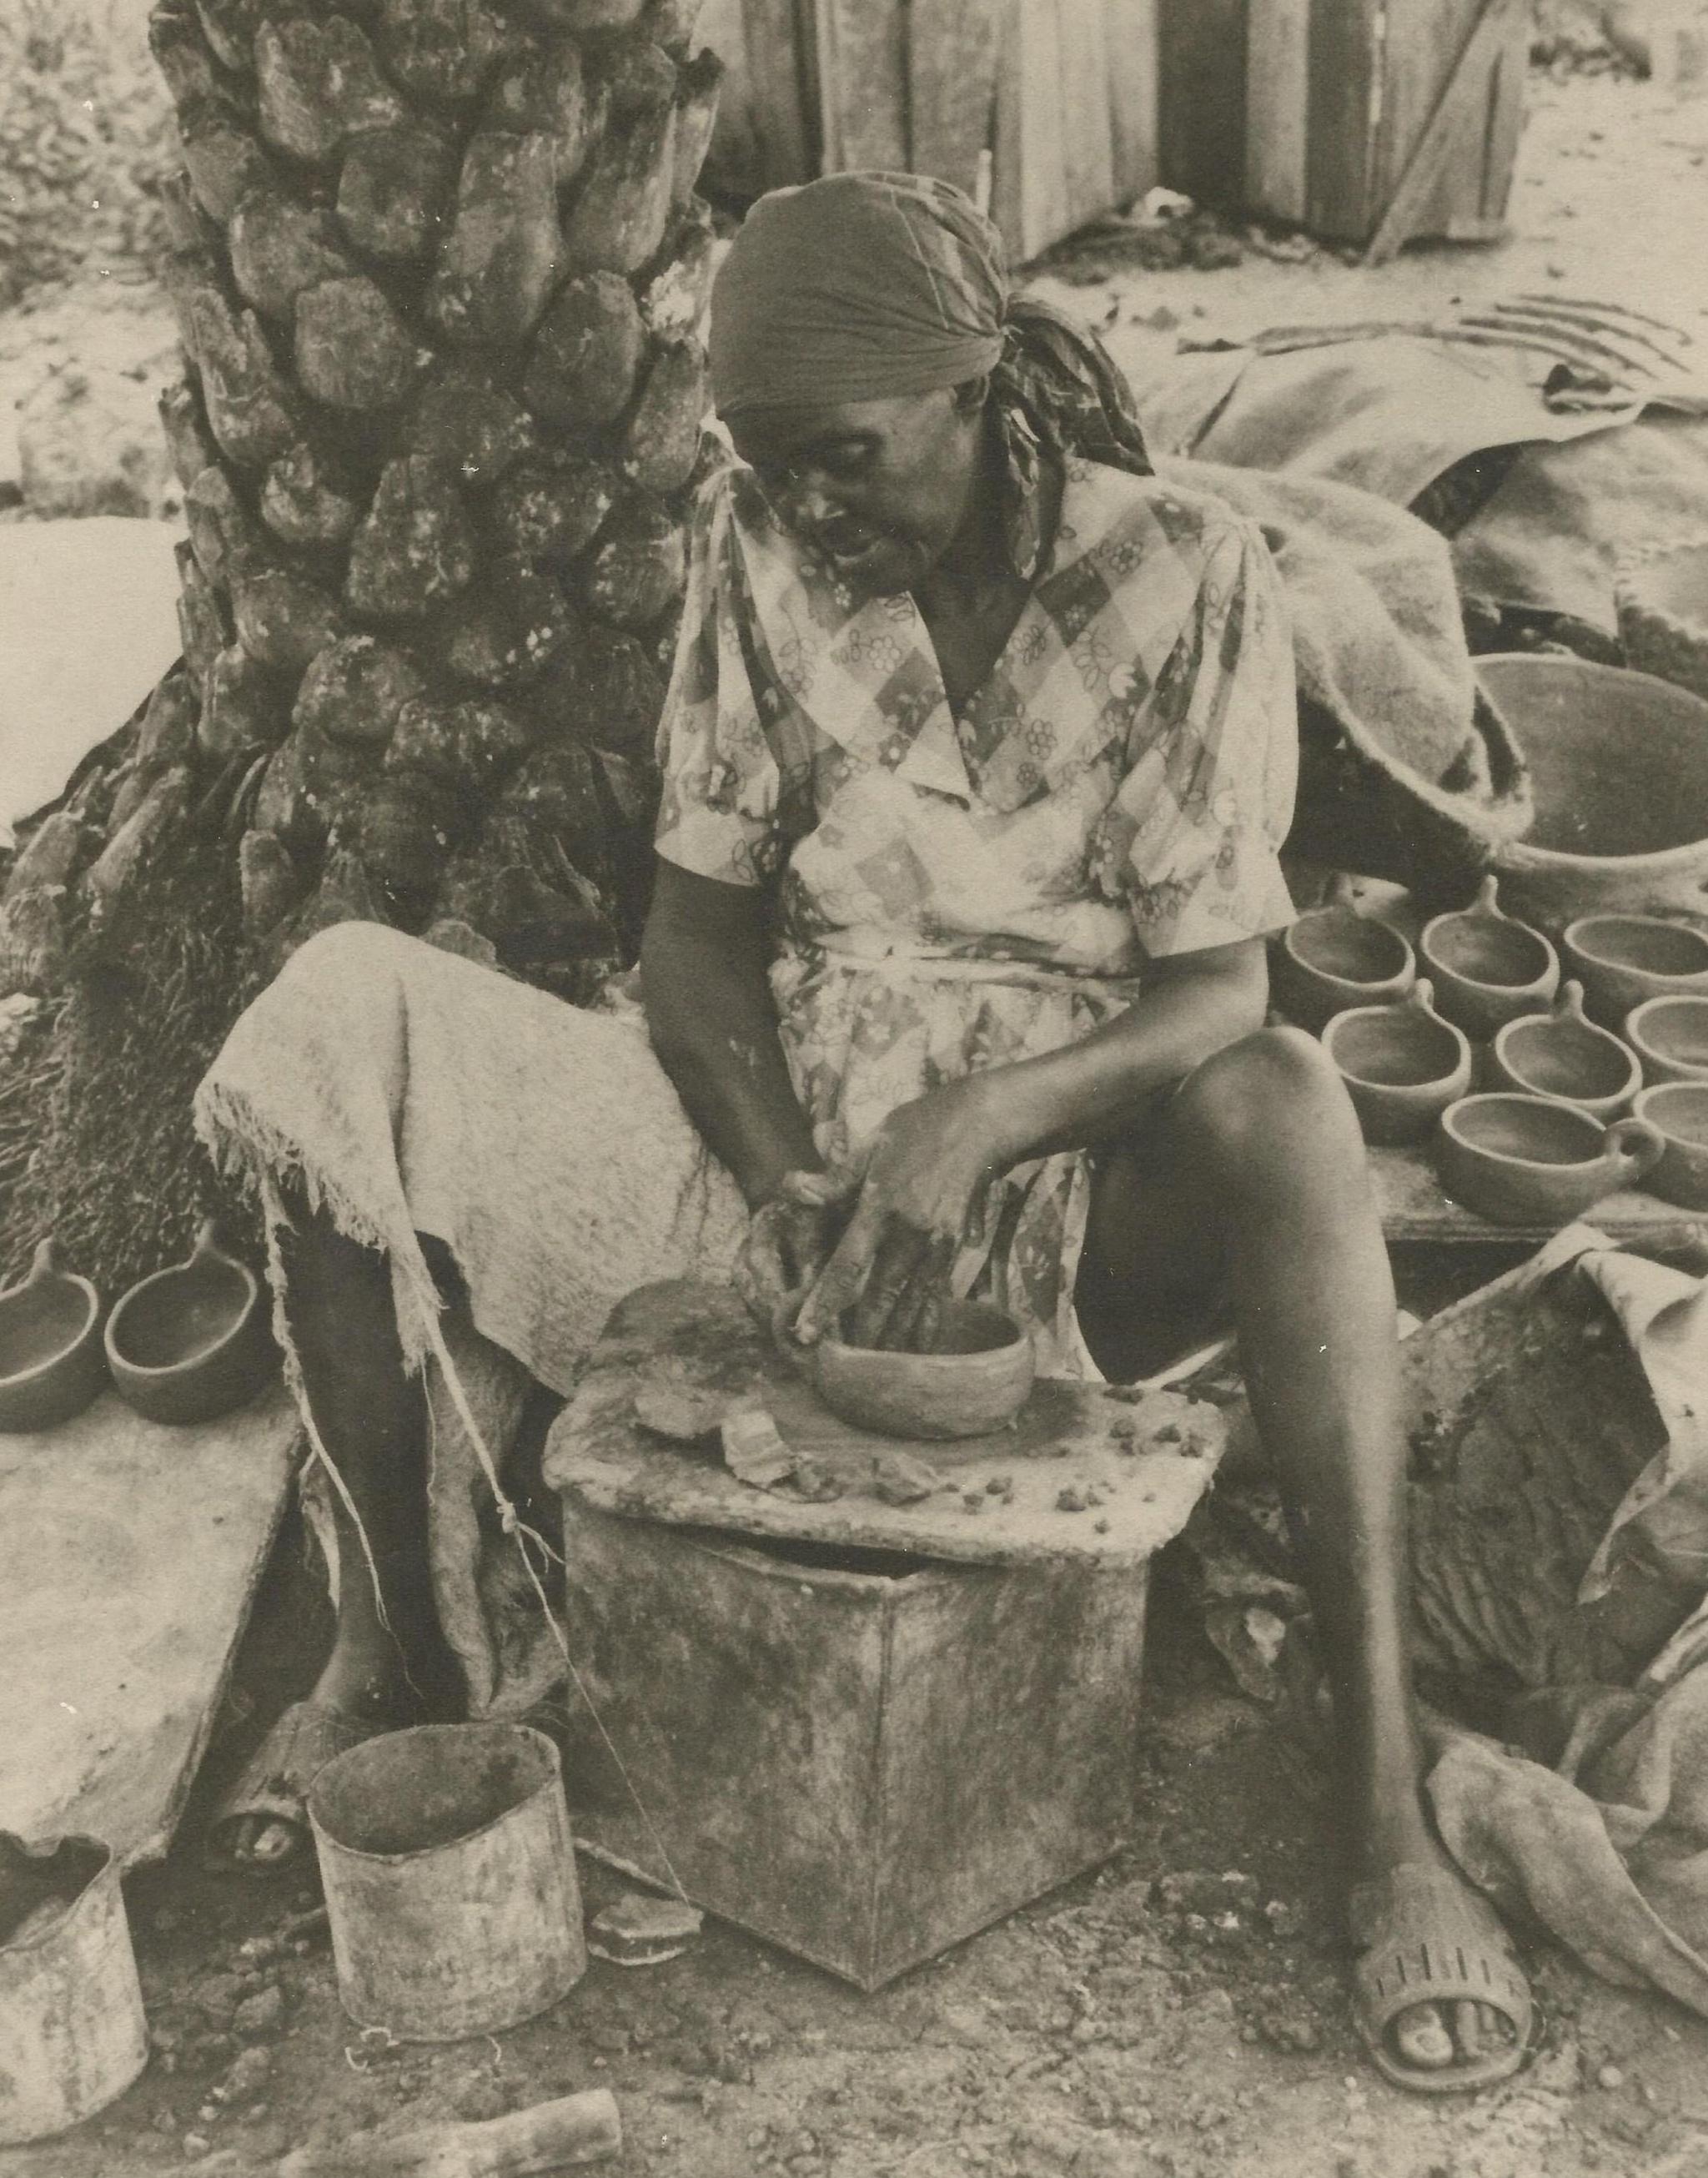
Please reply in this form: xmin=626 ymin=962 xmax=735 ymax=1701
xmin=543 ymin=1280 xmax=1225 ymax=1569
xmin=1373 ymin=1144 xmax=1702 ymax=1245
xmin=0 ymin=1386 xmax=297 ymax=1864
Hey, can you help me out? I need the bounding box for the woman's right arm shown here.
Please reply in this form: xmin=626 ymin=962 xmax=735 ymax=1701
xmin=640 ymin=858 xmax=821 ymax=1211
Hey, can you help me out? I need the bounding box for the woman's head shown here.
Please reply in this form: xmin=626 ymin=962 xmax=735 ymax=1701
xmin=709 ymin=174 xmax=1009 ymax=591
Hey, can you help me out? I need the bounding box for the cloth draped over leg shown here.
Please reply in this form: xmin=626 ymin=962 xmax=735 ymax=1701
xmin=195 ymin=919 xmax=749 ymax=1713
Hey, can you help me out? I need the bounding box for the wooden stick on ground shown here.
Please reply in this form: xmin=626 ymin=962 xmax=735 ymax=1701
xmin=247 ymin=2088 xmax=622 ymax=2178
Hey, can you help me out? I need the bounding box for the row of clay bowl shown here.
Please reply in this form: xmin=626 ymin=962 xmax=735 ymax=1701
xmin=1273 ymin=878 xmax=1708 ymax=1224
xmin=0 ymin=1222 xmax=275 ymax=1433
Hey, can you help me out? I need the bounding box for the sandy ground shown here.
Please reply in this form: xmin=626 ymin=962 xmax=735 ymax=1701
xmin=7 ymin=44 xmax=1708 ymax=2178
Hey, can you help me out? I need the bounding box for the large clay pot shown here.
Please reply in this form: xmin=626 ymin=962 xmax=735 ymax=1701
xmin=1272 ymin=894 xmax=1415 ymax=1033
xmin=1633 ymin=1081 xmax=1708 ymax=1210
xmin=1561 ymin=913 xmax=1708 ymax=1031
xmin=104 ymin=1219 xmax=276 ymax=1426
xmin=0 ymin=1240 xmax=106 ymax=1434
xmin=1418 ymin=875 xmax=1559 ymax=1039
xmin=1435 ymin=1093 xmax=1663 ymax=1227
xmin=1321 ymin=980 xmax=1471 ymax=1145
xmin=1617 ymin=541 xmax=1708 ymax=705
xmin=1477 ymin=655 xmax=1708 ymax=928
xmin=1489 ymin=980 xmax=1641 ymax=1122
xmin=1625 ymin=993 xmax=1708 ymax=1084
xmin=811 ymin=1302 xmax=1034 ymax=1441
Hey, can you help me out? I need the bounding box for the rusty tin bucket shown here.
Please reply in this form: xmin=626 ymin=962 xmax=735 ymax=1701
xmin=0 ymin=1834 xmax=148 ymax=2145
xmin=307 ymin=1722 xmax=586 ymax=2041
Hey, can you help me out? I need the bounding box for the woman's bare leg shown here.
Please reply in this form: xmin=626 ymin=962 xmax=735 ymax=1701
xmin=1078 ymin=1025 xmax=1523 ymax=2078
xmin=223 ymin=1194 xmax=450 ymax=1864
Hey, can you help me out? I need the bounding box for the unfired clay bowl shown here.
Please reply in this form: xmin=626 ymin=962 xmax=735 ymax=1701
xmin=1489 ymin=980 xmax=1641 ymax=1122
xmin=104 ymin=1220 xmax=276 ymax=1426
xmin=1561 ymin=914 xmax=1708 ymax=1031
xmin=1633 ymin=1082 xmax=1708 ymax=1210
xmin=0 ymin=1239 xmax=106 ymax=1433
xmin=1435 ymin=1094 xmax=1663 ymax=1227
xmin=1321 ymin=980 xmax=1471 ymax=1145
xmin=1625 ymin=994 xmax=1708 ymax=1085
xmin=1418 ymin=875 xmax=1560 ymax=1039
xmin=1272 ymin=903 xmax=1415 ymax=1034
xmin=812 ymin=1302 xmax=1034 ymax=1441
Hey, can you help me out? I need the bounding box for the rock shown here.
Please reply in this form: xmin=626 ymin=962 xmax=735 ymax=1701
xmin=336 ymin=123 xmax=457 ymax=264
xmin=344 ymin=456 xmax=477 ymax=621
xmin=428 ymin=131 xmax=565 ymax=349
xmin=522 ymin=271 xmax=645 ymax=430
xmin=255 ymin=15 xmax=404 ymax=163
xmin=294 ymin=635 xmax=429 ymax=750
xmin=232 ymin=1986 xmax=285 ymax=2040
xmin=1598 ymin=2062 xmax=1625 ymax=2090
xmin=377 ymin=0 xmax=522 ymax=106
xmin=295 ymin=278 xmax=424 ymax=413
xmin=18 ymin=365 xmax=174 ymax=519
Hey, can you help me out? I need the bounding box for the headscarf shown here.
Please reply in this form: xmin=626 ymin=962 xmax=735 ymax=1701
xmin=709 ymin=173 xmax=1152 ymax=566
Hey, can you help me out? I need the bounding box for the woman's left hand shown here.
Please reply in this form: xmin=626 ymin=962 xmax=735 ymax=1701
xmin=791 ymin=1080 xmax=1000 ymax=1352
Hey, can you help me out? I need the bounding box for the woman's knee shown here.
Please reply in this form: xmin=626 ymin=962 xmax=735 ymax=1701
xmin=1174 ymin=1025 xmax=1362 ymax=1175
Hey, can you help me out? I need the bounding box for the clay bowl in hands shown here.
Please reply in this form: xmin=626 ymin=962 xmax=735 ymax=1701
xmin=1632 ymin=1082 xmax=1708 ymax=1210
xmin=1418 ymin=875 xmax=1560 ymax=1039
xmin=1321 ymin=981 xmax=1471 ymax=1145
xmin=1435 ymin=1094 xmax=1664 ymax=1228
xmin=1625 ymin=994 xmax=1708 ymax=1084
xmin=0 ymin=1239 xmax=107 ymax=1433
xmin=104 ymin=1220 xmax=276 ymax=1426
xmin=1561 ymin=913 xmax=1708 ymax=1032
xmin=1489 ymin=980 xmax=1642 ymax=1122
xmin=1272 ymin=902 xmax=1415 ymax=1034
xmin=812 ymin=1301 xmax=1034 ymax=1441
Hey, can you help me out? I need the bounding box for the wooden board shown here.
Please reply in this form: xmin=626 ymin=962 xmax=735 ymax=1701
xmin=544 ymin=1280 xmax=1224 ymax=1569
xmin=992 ymin=0 xmax=1073 ymax=259
xmin=1057 ymin=0 xmax=1118 ymax=234
xmin=1304 ymin=0 xmax=1379 ymax=241
xmin=814 ymin=0 xmax=908 ymax=171
xmin=735 ymin=0 xmax=817 ymax=190
xmin=1157 ymin=0 xmax=1248 ymax=212
xmin=1104 ymin=0 xmax=1160 ymax=208
xmin=1373 ymin=1144 xmax=1703 ymax=1246
xmin=0 ymin=1386 xmax=297 ymax=1864
xmin=907 ymin=0 xmax=1005 ymax=200
xmin=1244 ymin=0 xmax=1310 ymax=223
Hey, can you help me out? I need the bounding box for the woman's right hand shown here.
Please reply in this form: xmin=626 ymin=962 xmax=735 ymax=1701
xmin=733 ymin=1171 xmax=853 ymax=1344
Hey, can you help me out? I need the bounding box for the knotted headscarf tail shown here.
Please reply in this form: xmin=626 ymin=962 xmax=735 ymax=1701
xmin=710 ymin=171 xmax=1152 ymax=480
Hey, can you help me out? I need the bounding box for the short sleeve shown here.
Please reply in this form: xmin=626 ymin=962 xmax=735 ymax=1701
xmin=1101 ymin=516 xmax=1298 ymax=959
xmin=652 ymin=474 xmax=784 ymax=888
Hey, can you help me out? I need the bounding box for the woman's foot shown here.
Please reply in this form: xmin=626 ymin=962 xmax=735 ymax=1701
xmin=1349 ymin=1828 xmax=1530 ymax=2091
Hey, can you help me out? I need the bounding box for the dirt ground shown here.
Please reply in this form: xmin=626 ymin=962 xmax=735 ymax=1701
xmin=8 ymin=33 xmax=1708 ymax=2178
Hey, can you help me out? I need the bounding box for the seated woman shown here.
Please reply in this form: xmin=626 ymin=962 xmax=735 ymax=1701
xmin=197 ymin=173 xmax=1530 ymax=2092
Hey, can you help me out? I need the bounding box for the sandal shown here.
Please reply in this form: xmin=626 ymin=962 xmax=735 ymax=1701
xmin=206 ymin=1700 xmax=379 ymax=1869
xmin=1349 ymin=1862 xmax=1533 ymax=2095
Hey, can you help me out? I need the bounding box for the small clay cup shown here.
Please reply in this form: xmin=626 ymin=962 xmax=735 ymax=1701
xmin=1435 ymin=1094 xmax=1664 ymax=1227
xmin=1625 ymin=993 xmax=1708 ymax=1084
xmin=1418 ymin=875 xmax=1560 ymax=1039
xmin=1272 ymin=898 xmax=1415 ymax=1034
xmin=1561 ymin=913 xmax=1708 ymax=1031
xmin=104 ymin=1220 xmax=276 ymax=1426
xmin=812 ymin=1301 xmax=1034 ymax=1441
xmin=1321 ymin=980 xmax=1471 ymax=1145
xmin=1632 ymin=1082 xmax=1708 ymax=1210
xmin=0 ymin=1239 xmax=106 ymax=1433
xmin=1489 ymin=980 xmax=1642 ymax=1121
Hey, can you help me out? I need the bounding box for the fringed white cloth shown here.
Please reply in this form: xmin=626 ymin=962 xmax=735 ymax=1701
xmin=195 ymin=920 xmax=749 ymax=1711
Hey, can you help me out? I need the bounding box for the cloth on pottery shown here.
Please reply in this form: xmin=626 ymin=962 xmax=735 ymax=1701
xmin=660 ymin=454 xmax=1298 ymax=1369
xmin=1193 ymin=1224 xmax=1708 ymax=2015
xmin=197 ymin=920 xmax=752 ymax=1713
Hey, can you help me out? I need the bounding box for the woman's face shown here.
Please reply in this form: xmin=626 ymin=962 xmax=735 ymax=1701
xmin=727 ymin=386 xmax=984 ymax=596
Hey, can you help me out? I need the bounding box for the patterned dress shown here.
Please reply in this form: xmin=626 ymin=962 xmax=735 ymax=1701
xmin=653 ymin=445 xmax=1299 ymax=1373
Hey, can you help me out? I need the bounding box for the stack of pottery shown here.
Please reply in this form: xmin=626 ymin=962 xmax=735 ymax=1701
xmin=1279 ymin=874 xmax=1708 ymax=1224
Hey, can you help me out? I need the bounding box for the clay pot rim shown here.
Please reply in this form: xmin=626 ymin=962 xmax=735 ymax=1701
xmin=1322 ymin=1002 xmax=1469 ymax=1091
xmin=1280 ymin=906 xmax=1412 ymax=983
xmin=307 ymin=1720 xmax=562 ymax=1864
xmin=1562 ymin=913 xmax=1708 ymax=976
xmin=1493 ymin=1009 xmax=1640 ymax=1101
xmin=1625 ymin=992 xmax=1708 ymax=1063
xmin=1417 ymin=915 xmax=1555 ymax=992
xmin=1439 ymin=1092 xmax=1611 ymax=1171
xmin=1634 ymin=1080 xmax=1708 ymax=1143
xmin=0 ymin=1265 xmax=102 ymax=1396
xmin=1480 ymin=655 xmax=1708 ymax=878
xmin=103 ymin=1249 xmax=260 ymax=1381
xmin=817 ymin=1302 xmax=1028 ymax=1369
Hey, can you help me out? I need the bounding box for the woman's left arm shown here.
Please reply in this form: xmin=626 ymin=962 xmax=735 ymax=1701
xmin=794 ymin=938 xmax=1268 ymax=1348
